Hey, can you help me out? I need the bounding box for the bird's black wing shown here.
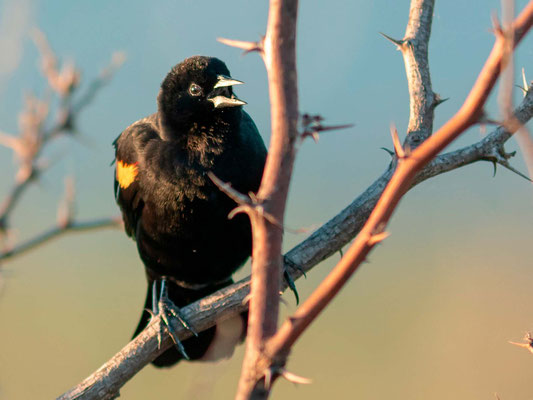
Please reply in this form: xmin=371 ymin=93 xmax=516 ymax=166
xmin=233 ymin=110 xmax=267 ymax=192
xmin=113 ymin=115 xmax=159 ymax=239
xmin=241 ymin=110 xmax=267 ymax=159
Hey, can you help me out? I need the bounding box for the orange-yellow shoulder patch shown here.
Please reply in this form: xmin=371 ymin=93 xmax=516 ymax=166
xmin=116 ymin=160 xmax=138 ymax=189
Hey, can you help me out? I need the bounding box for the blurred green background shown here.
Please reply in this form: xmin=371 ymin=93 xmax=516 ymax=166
xmin=1 ymin=0 xmax=532 ymax=399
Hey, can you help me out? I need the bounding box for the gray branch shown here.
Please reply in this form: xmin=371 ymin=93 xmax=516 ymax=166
xmin=403 ymin=0 xmax=436 ymax=146
xmin=0 ymin=217 xmax=122 ymax=262
xmin=382 ymin=0 xmax=436 ymax=148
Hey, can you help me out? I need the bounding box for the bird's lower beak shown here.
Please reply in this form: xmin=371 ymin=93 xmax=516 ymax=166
xmin=208 ymin=75 xmax=247 ymax=108
xmin=208 ymin=95 xmax=247 ymax=108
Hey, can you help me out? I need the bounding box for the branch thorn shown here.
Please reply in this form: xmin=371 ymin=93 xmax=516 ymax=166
xmin=477 ymin=109 xmax=501 ymax=126
xmin=279 ymin=369 xmax=312 ymax=385
xmin=264 ymin=367 xmax=274 ymax=391
xmin=516 ymin=68 xmax=530 ymax=96
xmin=208 ymin=172 xmax=252 ymax=207
xmin=509 ymin=332 xmax=533 ymax=353
xmin=380 ymin=147 xmax=395 ymax=157
xmin=209 ymin=172 xmax=302 ymax=233
xmin=433 ymin=93 xmax=449 ymax=108
xmin=390 ymin=123 xmax=406 ymax=158
xmin=228 ymin=205 xmax=249 ymax=220
xmin=242 ymin=293 xmax=252 ymax=306
xmin=0 ymin=132 xmax=21 ymax=151
xmin=217 ymin=37 xmax=263 ymax=55
xmin=379 ymin=32 xmax=404 ymax=49
xmin=491 ymin=13 xmax=504 ymax=37
xmin=300 ymin=113 xmax=353 ymax=142
xmin=368 ymin=231 xmax=390 ymax=246
xmin=264 ymin=366 xmax=312 ymax=390
xmin=500 ymin=161 xmax=533 ymax=182
xmin=489 ymin=147 xmax=532 ymax=182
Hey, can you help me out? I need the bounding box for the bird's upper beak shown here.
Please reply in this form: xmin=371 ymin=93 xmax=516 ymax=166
xmin=208 ymin=75 xmax=247 ymax=108
xmin=213 ymin=75 xmax=244 ymax=89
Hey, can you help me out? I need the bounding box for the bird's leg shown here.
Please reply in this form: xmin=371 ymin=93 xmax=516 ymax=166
xmin=155 ymin=278 xmax=199 ymax=360
xmin=159 ymin=278 xmax=198 ymax=333
xmin=283 ymin=255 xmax=305 ymax=305
xmin=151 ymin=280 xmax=165 ymax=350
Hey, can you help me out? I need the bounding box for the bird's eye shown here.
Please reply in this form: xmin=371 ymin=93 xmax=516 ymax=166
xmin=189 ymin=83 xmax=203 ymax=96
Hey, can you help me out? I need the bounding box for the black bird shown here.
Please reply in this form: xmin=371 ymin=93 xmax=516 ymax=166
xmin=113 ymin=56 xmax=267 ymax=367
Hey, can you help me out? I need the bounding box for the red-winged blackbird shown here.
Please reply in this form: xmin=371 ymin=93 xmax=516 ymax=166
xmin=113 ymin=56 xmax=267 ymax=367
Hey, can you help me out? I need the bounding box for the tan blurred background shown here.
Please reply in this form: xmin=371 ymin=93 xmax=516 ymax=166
xmin=0 ymin=0 xmax=532 ymax=398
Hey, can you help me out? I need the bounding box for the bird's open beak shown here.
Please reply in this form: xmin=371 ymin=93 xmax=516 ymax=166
xmin=213 ymin=75 xmax=244 ymax=89
xmin=208 ymin=95 xmax=247 ymax=108
xmin=208 ymin=75 xmax=247 ymax=108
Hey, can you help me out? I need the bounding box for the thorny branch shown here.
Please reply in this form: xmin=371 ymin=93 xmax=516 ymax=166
xmin=233 ymin=0 xmax=300 ymax=397
xmin=261 ymin=1 xmax=533 ymax=395
xmin=58 ymin=0 xmax=533 ymax=397
xmin=381 ymin=0 xmax=437 ymax=149
xmin=0 ymin=31 xmax=123 ymax=262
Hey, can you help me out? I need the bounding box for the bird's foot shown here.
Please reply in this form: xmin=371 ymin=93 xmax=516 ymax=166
xmin=152 ymin=279 xmax=198 ymax=360
xmin=283 ymin=255 xmax=305 ymax=305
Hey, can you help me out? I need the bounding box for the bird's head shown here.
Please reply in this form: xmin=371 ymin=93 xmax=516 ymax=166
xmin=158 ymin=56 xmax=246 ymax=133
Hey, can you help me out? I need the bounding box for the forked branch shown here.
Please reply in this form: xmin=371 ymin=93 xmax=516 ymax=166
xmin=262 ymin=3 xmax=533 ymax=395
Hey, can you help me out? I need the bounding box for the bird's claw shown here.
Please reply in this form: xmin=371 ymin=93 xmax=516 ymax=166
xmin=152 ymin=279 xmax=198 ymax=360
xmin=283 ymin=255 xmax=305 ymax=305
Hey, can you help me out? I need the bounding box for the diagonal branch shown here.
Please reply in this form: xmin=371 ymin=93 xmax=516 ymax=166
xmin=263 ymin=0 xmax=533 ymax=381
xmin=0 ymin=217 xmax=122 ymax=263
xmin=0 ymin=168 xmax=40 ymax=232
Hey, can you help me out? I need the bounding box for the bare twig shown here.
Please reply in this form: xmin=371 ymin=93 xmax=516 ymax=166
xmin=0 ymin=167 xmax=40 ymax=233
xmin=0 ymin=30 xmax=122 ymax=254
xmin=72 ymin=51 xmax=126 ymax=114
xmin=32 ymin=28 xmax=80 ymax=98
xmin=0 ymin=217 xmax=121 ymax=263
